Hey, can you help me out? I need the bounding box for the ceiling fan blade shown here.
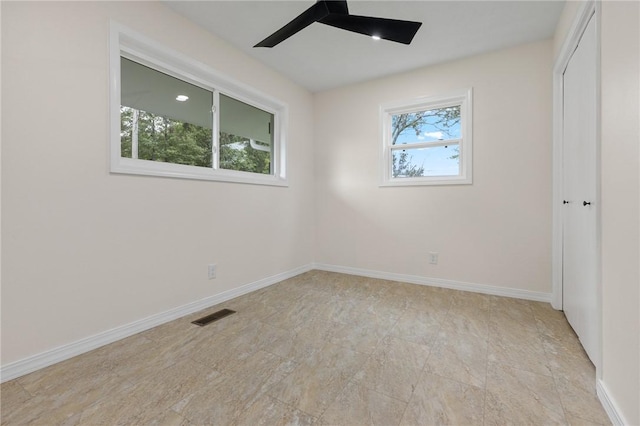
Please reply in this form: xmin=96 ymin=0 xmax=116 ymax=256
xmin=319 ymin=14 xmax=422 ymax=45
xmin=254 ymin=2 xmax=330 ymax=48
xmin=324 ymin=0 xmax=349 ymax=15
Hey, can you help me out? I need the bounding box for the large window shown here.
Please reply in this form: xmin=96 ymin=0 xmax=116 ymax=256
xmin=110 ymin=24 xmax=287 ymax=186
xmin=380 ymin=89 xmax=472 ymax=186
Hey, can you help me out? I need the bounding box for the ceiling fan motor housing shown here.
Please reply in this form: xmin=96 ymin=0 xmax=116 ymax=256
xmin=254 ymin=0 xmax=422 ymax=48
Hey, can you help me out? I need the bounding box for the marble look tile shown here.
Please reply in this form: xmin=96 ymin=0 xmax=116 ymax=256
xmin=424 ymin=330 xmax=488 ymax=388
xmin=127 ymin=358 xmax=220 ymax=413
xmin=111 ymin=331 xmax=203 ymax=380
xmin=484 ymin=362 xmax=566 ymax=425
xmin=227 ymin=349 xmax=298 ymax=390
xmin=314 ymin=272 xmax=353 ymax=292
xmin=230 ymin=321 xmax=296 ymax=353
xmin=490 ymin=297 xmax=538 ymax=331
xmin=236 ymin=284 xmax=306 ymax=310
xmin=328 ymin=315 xmax=391 ymax=355
xmin=388 ymin=308 xmax=443 ymax=346
xmin=450 ymin=290 xmax=492 ymax=311
xmin=440 ymin=306 xmax=490 ymax=339
xmin=173 ymin=351 xmax=292 ymax=425
xmin=487 ymin=341 xmax=552 ymax=376
xmin=314 ymin=295 xmax=373 ymax=326
xmin=0 ymin=380 xmax=32 ymax=419
xmin=491 ymin=294 xmax=534 ymax=308
xmin=544 ymin=337 xmax=595 ymax=389
xmin=320 ymin=380 xmax=407 ymax=426
xmin=82 ymin=333 xmax=157 ymax=371
xmin=488 ymin=323 xmax=552 ymax=376
xmin=17 ymin=351 xmax=111 ymax=396
xmin=7 ymin=373 xmax=132 ymax=426
xmin=140 ymin=316 xmax=203 ymax=344
xmin=268 ymin=343 xmax=368 ymax=417
xmin=543 ymin=331 xmax=589 ymax=359
xmin=187 ymin=324 xmax=268 ymax=372
xmin=332 ymin=275 xmax=390 ymax=302
xmin=400 ymin=372 xmax=485 ymax=426
xmin=266 ymin=296 xmax=327 ymax=330
xmin=80 ymin=394 xmax=192 ymax=426
xmin=293 ymin=316 xmax=336 ymax=340
xmin=369 ymin=298 xmax=409 ymax=323
xmin=147 ymin=410 xmax=192 ymax=426
xmin=374 ymin=335 xmax=431 ymax=369
xmin=406 ymin=286 xmax=453 ymax=314
xmin=382 ymin=282 xmax=428 ymax=308
xmin=261 ymin=328 xmax=325 ymax=361
xmin=566 ymin=414 xmax=610 ymax=426
xmin=308 ymin=272 xmax=351 ymax=294
xmin=354 ymin=336 xmax=430 ymax=402
xmin=78 ymin=390 xmax=156 ymax=425
xmin=555 ymin=376 xmax=610 ymax=425
xmin=489 ymin=316 xmax=540 ymax=342
xmin=529 ymin=301 xmax=567 ymax=321
xmin=535 ymin=313 xmax=579 ymax=343
xmin=354 ymin=358 xmax=421 ymax=404
xmin=233 ymin=395 xmax=316 ymax=426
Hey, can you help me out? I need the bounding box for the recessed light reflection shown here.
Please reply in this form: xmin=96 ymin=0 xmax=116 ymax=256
xmin=176 ymin=95 xmax=189 ymax=102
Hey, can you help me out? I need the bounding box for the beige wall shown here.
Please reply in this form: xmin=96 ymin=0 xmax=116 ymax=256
xmin=314 ymin=41 xmax=553 ymax=293
xmin=1 ymin=2 xmax=315 ymax=365
xmin=600 ymin=2 xmax=640 ymax=424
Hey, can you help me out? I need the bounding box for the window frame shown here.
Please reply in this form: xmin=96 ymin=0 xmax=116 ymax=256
xmin=109 ymin=22 xmax=288 ymax=186
xmin=379 ymin=89 xmax=473 ymax=186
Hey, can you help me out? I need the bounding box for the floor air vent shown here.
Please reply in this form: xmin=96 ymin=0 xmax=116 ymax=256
xmin=191 ymin=309 xmax=236 ymax=326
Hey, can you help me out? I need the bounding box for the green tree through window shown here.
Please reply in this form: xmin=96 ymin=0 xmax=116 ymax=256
xmin=121 ymin=107 xmax=271 ymax=174
xmin=121 ymin=106 xmax=212 ymax=168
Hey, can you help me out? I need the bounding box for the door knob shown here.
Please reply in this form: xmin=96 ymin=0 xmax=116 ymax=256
xmin=563 ymin=200 xmax=570 ymax=204
xmin=583 ymin=201 xmax=591 ymax=206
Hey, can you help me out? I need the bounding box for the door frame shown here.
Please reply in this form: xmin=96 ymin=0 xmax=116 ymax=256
xmin=551 ymin=0 xmax=601 ymax=372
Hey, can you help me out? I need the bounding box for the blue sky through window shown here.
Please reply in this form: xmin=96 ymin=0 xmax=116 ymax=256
xmin=392 ymin=106 xmax=461 ymax=177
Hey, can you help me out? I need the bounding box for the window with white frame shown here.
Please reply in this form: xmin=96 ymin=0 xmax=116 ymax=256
xmin=110 ymin=23 xmax=287 ymax=186
xmin=380 ymin=89 xmax=472 ymax=186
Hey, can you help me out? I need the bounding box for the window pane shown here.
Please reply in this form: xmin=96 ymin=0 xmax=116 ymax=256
xmin=219 ymin=94 xmax=273 ymax=175
xmin=392 ymin=145 xmax=460 ymax=178
xmin=392 ymin=105 xmax=460 ymax=146
xmin=120 ymin=57 xmax=213 ymax=168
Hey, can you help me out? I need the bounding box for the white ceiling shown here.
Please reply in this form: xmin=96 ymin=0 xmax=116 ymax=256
xmin=164 ymin=1 xmax=565 ymax=92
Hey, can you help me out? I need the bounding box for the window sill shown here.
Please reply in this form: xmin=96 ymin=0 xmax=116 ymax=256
xmin=379 ymin=176 xmax=472 ymax=187
xmin=111 ymin=158 xmax=289 ymax=187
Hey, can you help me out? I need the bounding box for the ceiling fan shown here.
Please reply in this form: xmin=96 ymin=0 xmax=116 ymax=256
xmin=254 ymin=0 xmax=422 ymax=48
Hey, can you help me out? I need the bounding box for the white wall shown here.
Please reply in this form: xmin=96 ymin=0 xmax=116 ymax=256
xmin=314 ymin=41 xmax=553 ymax=294
xmin=1 ymin=2 xmax=315 ymax=365
xmin=600 ymin=2 xmax=640 ymax=424
xmin=552 ymin=0 xmax=583 ymax=61
xmin=554 ymin=1 xmax=640 ymax=423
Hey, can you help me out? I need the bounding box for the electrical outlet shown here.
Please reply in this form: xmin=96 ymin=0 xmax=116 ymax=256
xmin=208 ymin=263 xmax=217 ymax=279
xmin=429 ymin=252 xmax=439 ymax=265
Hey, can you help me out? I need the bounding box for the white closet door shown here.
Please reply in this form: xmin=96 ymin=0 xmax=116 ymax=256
xmin=562 ymin=13 xmax=598 ymax=364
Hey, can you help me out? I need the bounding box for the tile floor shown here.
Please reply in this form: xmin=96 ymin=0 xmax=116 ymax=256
xmin=1 ymin=271 xmax=610 ymax=425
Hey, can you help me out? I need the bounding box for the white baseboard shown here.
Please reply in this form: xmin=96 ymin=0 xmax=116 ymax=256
xmin=0 ymin=264 xmax=313 ymax=383
xmin=596 ymin=379 xmax=627 ymax=426
xmin=313 ymin=263 xmax=552 ymax=303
